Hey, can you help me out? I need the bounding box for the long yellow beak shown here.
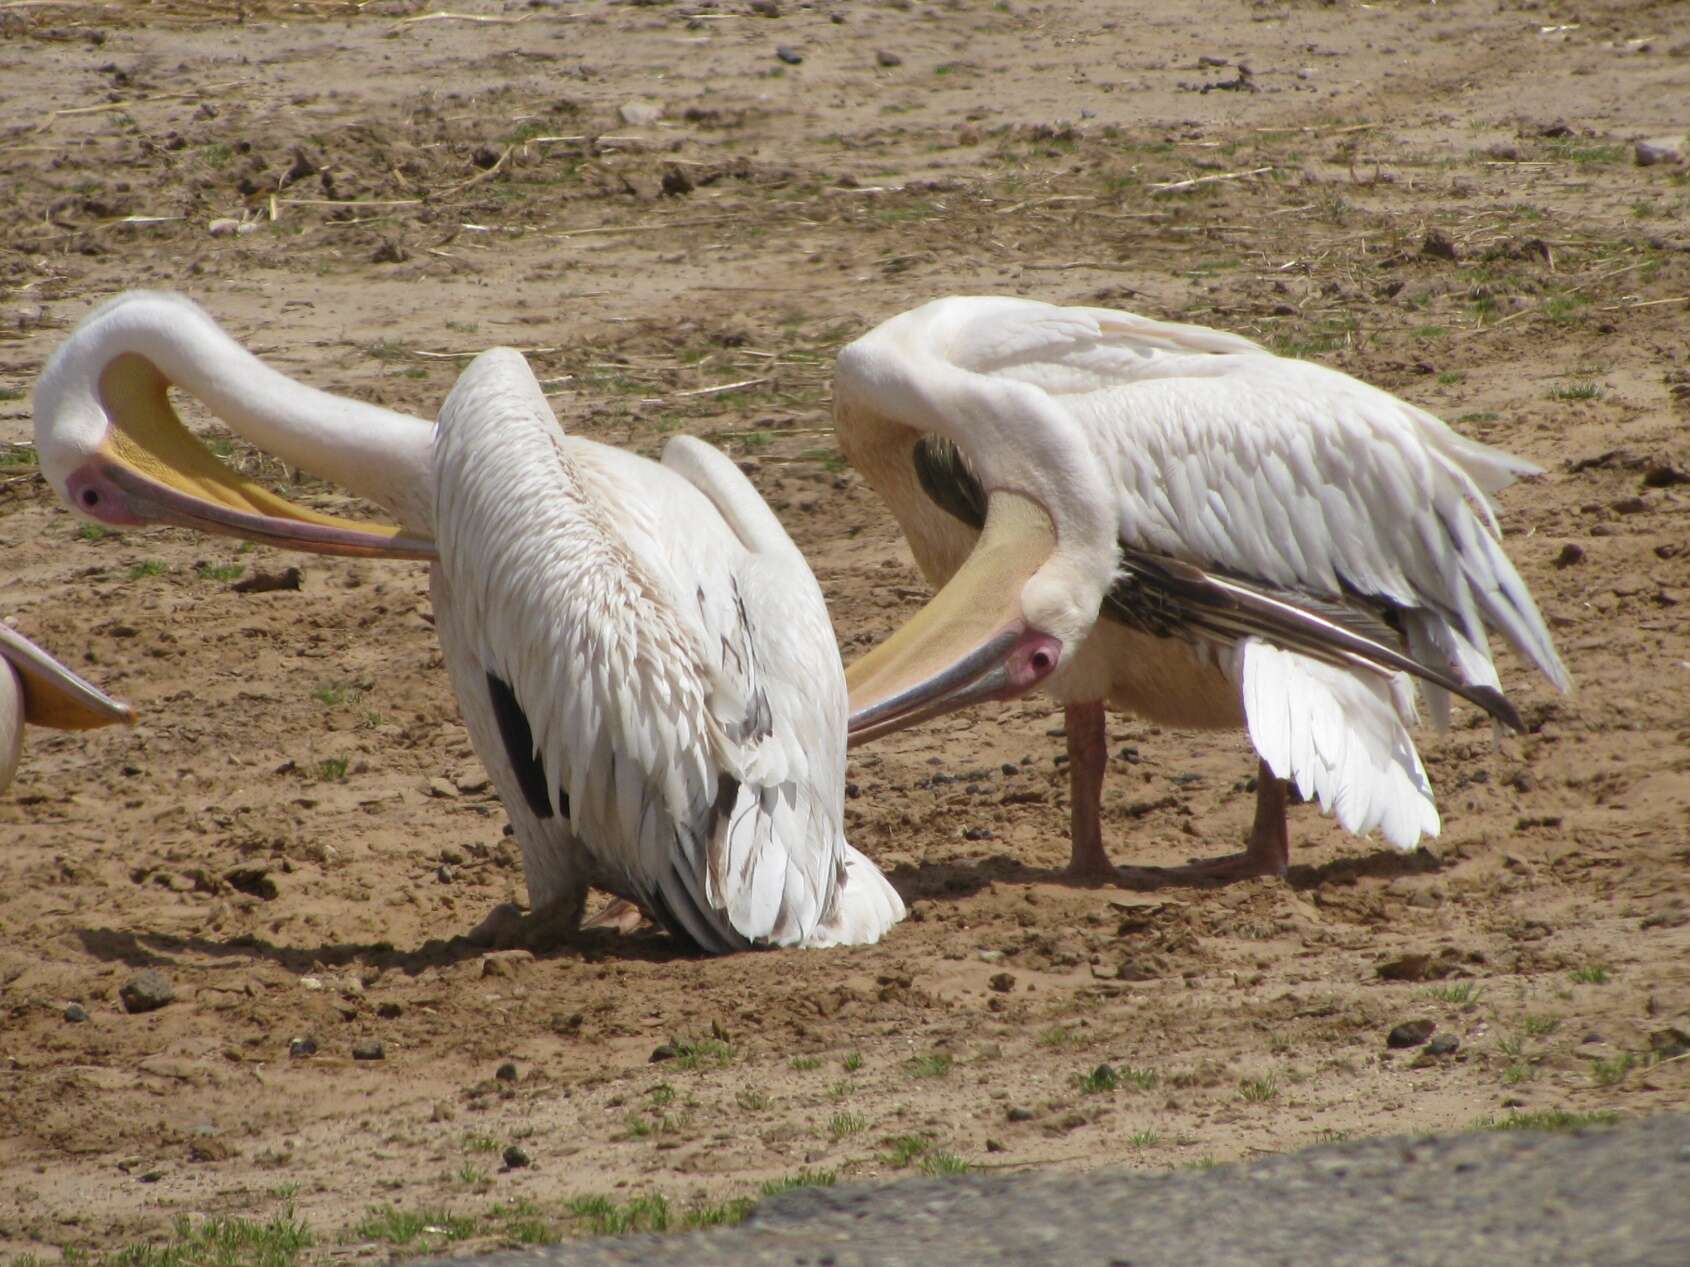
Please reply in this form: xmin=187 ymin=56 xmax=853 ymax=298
xmin=846 ymin=491 xmax=1062 ymax=745
xmin=75 ymin=351 xmax=435 ymax=560
xmin=0 ymin=622 xmax=134 ymax=730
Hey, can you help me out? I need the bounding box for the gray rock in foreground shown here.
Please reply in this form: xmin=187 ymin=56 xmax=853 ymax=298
xmin=431 ymin=1114 xmax=1690 ymax=1267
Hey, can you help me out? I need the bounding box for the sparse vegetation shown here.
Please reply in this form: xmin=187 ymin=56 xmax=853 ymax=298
xmin=905 ymin=1051 xmax=953 ymax=1079
xmin=827 ymin=1110 xmax=867 ymax=1139
xmin=1426 ymin=982 xmax=1480 ymax=1005
xmin=1239 ymin=1077 xmax=1278 ymax=1103
xmin=1569 ymin=963 xmax=1612 ymax=985
xmin=1475 ymin=1109 xmax=1620 ymax=1132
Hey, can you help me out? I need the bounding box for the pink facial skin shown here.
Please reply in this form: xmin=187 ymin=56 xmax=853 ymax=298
xmin=1002 ymin=631 xmax=1063 ymax=697
xmin=62 ymin=461 xmax=149 ymax=528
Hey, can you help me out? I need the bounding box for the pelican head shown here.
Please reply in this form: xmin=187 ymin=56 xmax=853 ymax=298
xmin=2 ymin=622 xmax=134 ymax=792
xmin=34 ymin=292 xmax=436 ymax=561
xmin=838 ymin=297 xmax=1120 ymax=744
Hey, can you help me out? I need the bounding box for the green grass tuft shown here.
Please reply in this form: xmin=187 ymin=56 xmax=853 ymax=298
xmin=1475 ymin=1108 xmax=1620 ymax=1132
xmin=108 ymin=1210 xmax=311 ymax=1267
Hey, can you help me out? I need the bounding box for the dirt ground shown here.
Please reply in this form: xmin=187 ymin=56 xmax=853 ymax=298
xmin=2 ymin=0 xmax=1688 ymax=1260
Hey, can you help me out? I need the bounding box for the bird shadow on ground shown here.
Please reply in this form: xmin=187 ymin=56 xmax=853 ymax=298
xmin=889 ymin=843 xmax=1442 ymax=905
xmin=71 ymin=919 xmax=701 ymax=977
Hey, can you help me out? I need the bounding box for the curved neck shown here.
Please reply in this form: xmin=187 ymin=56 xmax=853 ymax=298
xmin=68 ymin=294 xmax=434 ymax=532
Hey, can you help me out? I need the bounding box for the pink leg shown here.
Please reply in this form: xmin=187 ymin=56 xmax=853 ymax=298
xmin=1063 ymin=700 xmax=1116 ymax=882
xmin=1166 ymin=759 xmax=1290 ymax=879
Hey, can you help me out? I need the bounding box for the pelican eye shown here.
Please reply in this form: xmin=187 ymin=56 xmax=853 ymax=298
xmin=81 ymin=489 xmax=100 ymax=507
xmin=1031 ymin=648 xmax=1054 ymax=672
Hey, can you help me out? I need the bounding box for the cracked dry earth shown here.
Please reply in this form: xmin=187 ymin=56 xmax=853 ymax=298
xmin=1 ymin=0 xmax=1687 ymax=1261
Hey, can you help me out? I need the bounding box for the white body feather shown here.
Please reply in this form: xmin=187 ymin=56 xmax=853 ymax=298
xmin=837 ymin=296 xmax=1569 ymax=851
xmin=433 ymin=349 xmax=903 ymax=951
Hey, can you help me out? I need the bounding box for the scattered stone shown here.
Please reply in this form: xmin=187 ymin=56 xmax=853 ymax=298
xmin=377 ymin=1002 xmax=402 ymax=1019
xmin=437 ymin=864 xmax=455 ymax=885
xmin=985 ymin=1138 xmax=1007 ymax=1153
xmin=496 ymin=1061 xmax=519 ymax=1083
xmin=352 ymin=1039 xmax=385 ymax=1061
xmin=876 ymin=49 xmax=902 ymax=67
xmin=231 ymin=567 xmax=302 ymax=594
xmin=749 ymin=0 xmax=780 ymax=14
xmin=120 ymin=969 xmax=175 ymax=1014
xmin=503 ymin=1144 xmax=531 ymax=1169
xmin=1635 ymin=136 xmax=1685 ymax=166
xmin=371 ymin=238 xmax=408 ymax=265
xmin=428 ymin=777 xmax=459 ymax=799
xmin=650 ymin=1041 xmax=679 ymax=1063
xmin=225 ymin=866 xmax=278 ymax=900
xmin=1426 ymin=1033 xmax=1460 ymax=1057
xmin=989 ymin=972 xmax=1016 ymax=994
xmin=775 ymin=45 xmax=803 ymax=64
xmin=289 ymin=1036 xmax=318 ymax=1058
xmin=963 ymin=827 xmax=994 ymax=841
xmin=207 ymin=218 xmax=242 ymax=237
xmin=138 ymin=1170 xmax=165 ymax=1184
xmin=1006 ymin=1106 xmax=1035 ymax=1122
xmin=618 ymin=99 xmax=662 ymax=127
xmin=1387 ymin=1020 xmax=1437 ymax=1049
xmin=1376 ymin=950 xmax=1461 ymax=982
xmin=1421 ymin=228 xmax=1459 ymax=262
xmin=188 ymin=1137 xmax=239 ymax=1163
xmin=1554 ymin=543 xmax=1585 ymax=569
xmin=64 ymin=1002 xmax=89 ymax=1023
xmin=1643 ymin=462 xmax=1690 ymax=487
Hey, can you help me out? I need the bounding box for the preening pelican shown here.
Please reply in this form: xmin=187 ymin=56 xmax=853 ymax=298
xmin=0 ymin=621 xmax=133 ymax=793
xmin=837 ymin=296 xmax=1569 ymax=880
xmin=35 ymin=291 xmax=903 ymax=952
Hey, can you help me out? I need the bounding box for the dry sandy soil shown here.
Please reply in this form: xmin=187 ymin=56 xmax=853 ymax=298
xmin=2 ymin=0 xmax=1688 ymax=1260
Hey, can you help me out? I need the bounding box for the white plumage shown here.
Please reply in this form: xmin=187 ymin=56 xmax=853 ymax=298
xmin=33 ymin=291 xmax=902 ymax=951
xmin=432 ymin=349 xmax=902 ymax=951
xmin=837 ymin=295 xmax=1568 ymax=878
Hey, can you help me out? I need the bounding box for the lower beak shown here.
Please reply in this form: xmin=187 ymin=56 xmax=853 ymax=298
xmin=97 ymin=458 xmax=437 ymax=560
xmin=846 ymin=490 xmax=1061 ymax=745
xmin=75 ymin=350 xmax=436 ymax=561
xmin=0 ymin=623 xmax=134 ymax=730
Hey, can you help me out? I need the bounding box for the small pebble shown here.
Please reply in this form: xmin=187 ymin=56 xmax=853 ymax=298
xmin=64 ymin=1003 xmax=89 ymax=1023
xmin=876 ymin=49 xmax=903 ymax=67
xmin=495 ymin=1061 xmax=519 ymax=1083
xmin=1006 ymin=1106 xmax=1035 ymax=1122
xmin=1553 ymin=543 xmax=1585 ymax=569
xmin=989 ymin=972 xmax=1016 ymax=994
xmin=1387 ymin=1019 xmax=1437 ymax=1049
xmin=119 ymin=969 xmax=175 ymax=1014
xmin=1426 ymin=1033 xmax=1460 ymax=1057
xmin=289 ymin=1036 xmax=318 ymax=1058
xmin=352 ymin=1039 xmax=385 ymax=1061
xmin=1421 ymin=229 xmax=1459 ymax=262
xmin=1635 ymin=136 xmax=1685 ymax=167
xmin=503 ymin=1144 xmax=531 ymax=1169
xmin=437 ymin=864 xmax=455 ymax=885
xmin=985 ymin=1138 xmax=1007 ymax=1153
xmin=775 ymin=45 xmax=803 ymax=64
